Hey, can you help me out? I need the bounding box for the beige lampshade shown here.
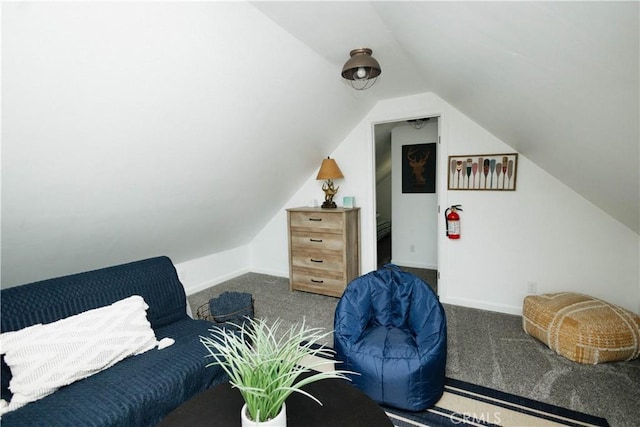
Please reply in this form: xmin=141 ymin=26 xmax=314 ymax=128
xmin=316 ymin=158 xmax=344 ymax=180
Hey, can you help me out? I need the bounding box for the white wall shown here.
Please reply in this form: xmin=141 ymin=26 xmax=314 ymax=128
xmin=251 ymin=92 xmax=640 ymax=315
xmin=175 ymin=246 xmax=250 ymax=295
xmin=390 ymin=122 xmax=438 ymax=269
xmin=251 ymin=108 xmax=378 ymax=279
xmin=1 ymin=1 xmax=372 ymax=288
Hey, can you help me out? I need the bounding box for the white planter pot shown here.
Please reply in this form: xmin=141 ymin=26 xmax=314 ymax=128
xmin=241 ymin=402 xmax=287 ymax=427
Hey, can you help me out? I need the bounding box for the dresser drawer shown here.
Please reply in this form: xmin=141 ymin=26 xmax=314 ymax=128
xmin=291 ymin=251 xmax=343 ymax=272
xmin=289 ymin=211 xmax=343 ymax=232
xmin=290 ymin=231 xmax=344 ymax=252
xmin=291 ymin=269 xmax=345 ymax=297
xmin=287 ymin=207 xmax=360 ymax=298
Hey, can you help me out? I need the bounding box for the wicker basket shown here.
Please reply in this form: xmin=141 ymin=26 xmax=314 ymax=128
xmin=196 ymin=293 xmax=254 ymax=327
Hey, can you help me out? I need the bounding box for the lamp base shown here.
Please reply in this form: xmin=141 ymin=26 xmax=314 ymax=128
xmin=321 ymin=201 xmax=337 ymax=209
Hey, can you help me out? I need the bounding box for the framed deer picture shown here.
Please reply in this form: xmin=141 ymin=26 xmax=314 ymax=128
xmin=402 ymin=143 xmax=436 ymax=193
xmin=447 ymin=153 xmax=518 ymax=191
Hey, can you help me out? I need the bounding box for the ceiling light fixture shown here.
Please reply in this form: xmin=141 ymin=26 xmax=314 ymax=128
xmin=408 ymin=118 xmax=429 ymax=129
xmin=341 ymin=48 xmax=382 ymax=90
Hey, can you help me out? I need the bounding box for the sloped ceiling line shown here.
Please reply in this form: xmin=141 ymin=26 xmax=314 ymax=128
xmin=2 ymin=1 xmax=638 ymax=288
xmin=256 ymin=1 xmax=639 ymax=233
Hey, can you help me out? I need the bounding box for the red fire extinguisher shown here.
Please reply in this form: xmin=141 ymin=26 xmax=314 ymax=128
xmin=445 ymin=205 xmax=463 ymax=239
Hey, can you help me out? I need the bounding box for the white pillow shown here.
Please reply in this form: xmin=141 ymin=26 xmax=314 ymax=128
xmin=0 ymin=295 xmax=161 ymax=414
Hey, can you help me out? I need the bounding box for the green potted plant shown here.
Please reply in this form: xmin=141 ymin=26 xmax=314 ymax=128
xmin=200 ymin=317 xmax=352 ymax=427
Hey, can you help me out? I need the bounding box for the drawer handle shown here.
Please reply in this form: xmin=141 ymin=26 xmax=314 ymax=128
xmin=310 ymin=258 xmax=323 ymax=263
xmin=309 ymin=218 xmax=322 ymax=222
xmin=311 ymin=279 xmax=324 ymax=284
xmin=309 ymin=238 xmax=323 ymax=243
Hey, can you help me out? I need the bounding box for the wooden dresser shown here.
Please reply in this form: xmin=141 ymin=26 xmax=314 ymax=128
xmin=287 ymin=207 xmax=360 ymax=297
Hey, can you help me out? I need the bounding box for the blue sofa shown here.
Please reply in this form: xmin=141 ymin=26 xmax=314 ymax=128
xmin=1 ymin=256 xmax=226 ymax=426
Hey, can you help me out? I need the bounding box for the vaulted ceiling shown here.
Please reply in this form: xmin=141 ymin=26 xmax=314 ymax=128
xmin=255 ymin=1 xmax=639 ymax=233
xmin=2 ymin=1 xmax=638 ymax=286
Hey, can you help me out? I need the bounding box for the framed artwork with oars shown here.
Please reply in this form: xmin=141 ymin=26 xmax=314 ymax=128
xmin=448 ymin=153 xmax=518 ymax=191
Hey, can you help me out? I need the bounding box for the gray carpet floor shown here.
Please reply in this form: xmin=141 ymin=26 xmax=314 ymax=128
xmin=188 ymin=272 xmax=640 ymax=426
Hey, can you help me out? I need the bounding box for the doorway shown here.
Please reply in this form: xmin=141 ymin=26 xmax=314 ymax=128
xmin=373 ymin=117 xmax=439 ymax=292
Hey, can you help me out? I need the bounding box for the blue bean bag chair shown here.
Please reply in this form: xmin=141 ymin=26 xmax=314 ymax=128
xmin=334 ymin=264 xmax=447 ymax=411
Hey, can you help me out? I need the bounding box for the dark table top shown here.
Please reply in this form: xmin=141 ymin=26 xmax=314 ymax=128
xmin=158 ymin=374 xmax=393 ymax=427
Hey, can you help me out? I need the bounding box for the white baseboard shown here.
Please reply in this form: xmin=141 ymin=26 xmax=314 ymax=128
xmin=439 ymin=296 xmax=522 ymax=316
xmin=249 ymin=267 xmax=289 ymax=279
xmin=390 ymin=259 xmax=438 ymax=270
xmin=184 ymin=267 xmax=250 ymax=296
xmin=184 ymin=267 xmax=289 ymax=296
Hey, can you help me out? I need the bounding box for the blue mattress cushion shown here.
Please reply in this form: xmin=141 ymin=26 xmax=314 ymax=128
xmin=1 ymin=318 xmax=226 ymax=427
xmin=1 ymin=257 xmax=190 ymax=402
xmin=1 ymin=257 xmax=228 ymax=426
xmin=334 ymin=264 xmax=447 ymax=411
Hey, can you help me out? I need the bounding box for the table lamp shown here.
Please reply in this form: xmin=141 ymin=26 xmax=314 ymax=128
xmin=316 ymin=157 xmax=344 ymax=209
